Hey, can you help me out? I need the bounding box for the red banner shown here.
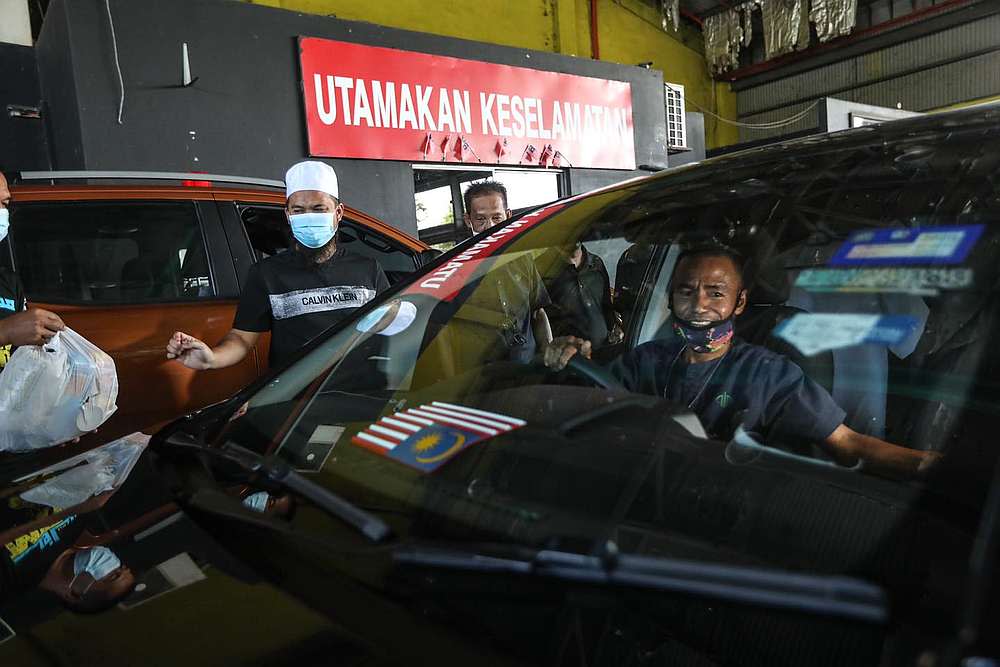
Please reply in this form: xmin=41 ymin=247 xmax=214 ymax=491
xmin=299 ymin=38 xmax=636 ymax=170
xmin=406 ymin=202 xmax=567 ymax=301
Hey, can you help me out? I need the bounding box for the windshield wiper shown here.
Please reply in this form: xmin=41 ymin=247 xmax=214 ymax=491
xmin=394 ymin=541 xmax=887 ymax=624
xmin=165 ymin=432 xmax=392 ymax=542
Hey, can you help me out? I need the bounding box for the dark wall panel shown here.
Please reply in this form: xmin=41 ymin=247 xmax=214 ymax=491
xmin=43 ymin=0 xmax=667 ymax=234
xmin=34 ymin=0 xmax=81 ymax=170
xmin=0 ymin=43 xmax=50 ymax=171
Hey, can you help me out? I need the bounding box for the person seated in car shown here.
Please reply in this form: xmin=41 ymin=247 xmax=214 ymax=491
xmin=460 ymin=181 xmax=552 ymax=363
xmin=544 ymin=246 xmax=938 ymax=478
xmin=537 ymin=242 xmax=624 ymax=348
xmin=166 ymin=161 xmax=389 ymax=370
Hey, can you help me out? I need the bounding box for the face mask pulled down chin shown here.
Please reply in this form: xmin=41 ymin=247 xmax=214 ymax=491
xmin=289 ymin=212 xmax=336 ymax=249
xmin=0 ymin=208 xmax=9 ymax=243
xmin=672 ymin=316 xmax=734 ymax=354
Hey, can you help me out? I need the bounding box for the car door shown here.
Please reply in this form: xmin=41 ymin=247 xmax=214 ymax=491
xmin=6 ymin=197 xmax=259 ymax=439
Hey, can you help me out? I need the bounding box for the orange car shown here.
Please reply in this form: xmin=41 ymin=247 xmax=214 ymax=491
xmin=5 ymin=171 xmax=432 ymax=441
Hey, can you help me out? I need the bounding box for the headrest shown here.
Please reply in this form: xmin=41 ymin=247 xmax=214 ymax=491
xmin=746 ymin=258 xmax=790 ymax=305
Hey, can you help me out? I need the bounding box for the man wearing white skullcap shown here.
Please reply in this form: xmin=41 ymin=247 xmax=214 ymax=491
xmin=166 ymin=160 xmax=389 ymax=370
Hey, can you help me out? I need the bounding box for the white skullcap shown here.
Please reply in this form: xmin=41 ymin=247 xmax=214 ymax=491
xmin=285 ymin=161 xmax=339 ymax=200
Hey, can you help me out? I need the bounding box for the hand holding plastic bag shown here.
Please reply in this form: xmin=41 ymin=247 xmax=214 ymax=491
xmin=0 ymin=327 xmax=118 ymax=451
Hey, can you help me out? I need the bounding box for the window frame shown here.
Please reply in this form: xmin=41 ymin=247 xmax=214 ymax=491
xmin=231 ymin=202 xmax=422 ymax=283
xmin=413 ymin=164 xmax=568 ymax=246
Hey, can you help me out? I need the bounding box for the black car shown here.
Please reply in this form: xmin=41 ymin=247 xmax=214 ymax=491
xmin=3 ymin=104 xmax=1000 ymax=666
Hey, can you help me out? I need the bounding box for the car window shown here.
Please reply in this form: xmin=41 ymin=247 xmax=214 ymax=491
xmin=239 ymin=205 xmax=418 ymax=282
xmin=9 ymin=201 xmax=213 ymax=303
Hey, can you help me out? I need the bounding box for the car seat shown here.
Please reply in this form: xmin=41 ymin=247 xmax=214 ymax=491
xmin=120 ymin=254 xmax=181 ymax=300
xmin=735 ymin=259 xmax=835 ymax=393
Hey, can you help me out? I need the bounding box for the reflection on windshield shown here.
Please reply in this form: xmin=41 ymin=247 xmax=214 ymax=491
xmin=223 ymin=125 xmax=1000 ymax=622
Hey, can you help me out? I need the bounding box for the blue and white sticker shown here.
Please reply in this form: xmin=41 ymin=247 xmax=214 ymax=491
xmin=795 ymin=267 xmax=973 ymax=295
xmin=774 ymin=313 xmax=920 ymax=357
xmin=830 ymin=225 xmax=984 ymax=266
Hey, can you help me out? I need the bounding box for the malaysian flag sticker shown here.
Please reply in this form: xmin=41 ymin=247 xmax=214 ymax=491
xmin=351 ymin=402 xmax=526 ymax=472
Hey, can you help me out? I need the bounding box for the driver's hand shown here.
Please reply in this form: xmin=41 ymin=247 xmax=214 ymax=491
xmin=543 ymin=336 xmax=592 ymax=371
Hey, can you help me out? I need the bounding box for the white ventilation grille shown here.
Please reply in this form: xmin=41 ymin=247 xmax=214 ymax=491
xmin=664 ymin=83 xmax=688 ymax=151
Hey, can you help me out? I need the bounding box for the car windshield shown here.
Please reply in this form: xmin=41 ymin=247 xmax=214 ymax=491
xmin=220 ymin=111 xmax=1000 ymax=608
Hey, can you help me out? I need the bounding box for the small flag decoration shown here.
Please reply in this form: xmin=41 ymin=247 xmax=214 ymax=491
xmin=352 ymin=402 xmax=526 ymax=472
xmin=520 ymin=144 xmax=538 ymax=164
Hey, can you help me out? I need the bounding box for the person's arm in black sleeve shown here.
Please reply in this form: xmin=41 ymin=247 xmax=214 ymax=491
xmin=592 ymin=255 xmax=615 ymax=325
xmin=166 ymin=263 xmax=267 ymax=370
xmin=593 ymin=255 xmax=624 ymax=343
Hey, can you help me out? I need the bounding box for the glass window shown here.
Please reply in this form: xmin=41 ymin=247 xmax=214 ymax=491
xmin=9 ymin=201 xmax=212 ymax=303
xmin=239 ymin=205 xmax=418 ymax=283
xmin=413 ymin=167 xmax=563 ymax=250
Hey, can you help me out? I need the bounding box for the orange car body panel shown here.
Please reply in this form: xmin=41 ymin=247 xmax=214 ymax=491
xmin=9 ymin=181 xmax=425 ymax=440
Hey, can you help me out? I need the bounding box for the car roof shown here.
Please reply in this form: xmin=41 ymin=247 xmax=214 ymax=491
xmin=9 ymin=171 xmax=428 ymax=252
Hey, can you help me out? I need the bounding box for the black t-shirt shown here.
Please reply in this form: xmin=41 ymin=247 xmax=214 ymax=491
xmin=541 ymin=246 xmax=616 ymax=344
xmin=233 ymin=247 xmax=389 ymax=367
xmin=0 ymin=268 xmax=26 ymax=371
xmin=607 ymin=337 xmax=846 ymax=443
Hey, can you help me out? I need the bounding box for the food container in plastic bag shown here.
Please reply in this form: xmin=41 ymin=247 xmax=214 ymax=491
xmin=0 ymin=327 xmax=119 ymax=451
xmin=18 ymin=432 xmax=150 ymax=509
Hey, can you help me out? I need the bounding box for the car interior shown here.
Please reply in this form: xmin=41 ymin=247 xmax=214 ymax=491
xmin=10 ymin=201 xmax=213 ymax=303
xmin=238 ymin=205 xmax=420 ymax=283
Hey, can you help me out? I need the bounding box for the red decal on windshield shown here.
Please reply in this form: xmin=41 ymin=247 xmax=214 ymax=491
xmin=407 ymin=202 xmax=566 ymax=301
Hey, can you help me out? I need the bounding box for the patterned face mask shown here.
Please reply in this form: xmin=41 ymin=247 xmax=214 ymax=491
xmin=672 ymin=315 xmax=735 ymax=353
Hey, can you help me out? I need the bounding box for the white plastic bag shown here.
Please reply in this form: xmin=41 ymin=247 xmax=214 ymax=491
xmin=0 ymin=327 xmax=119 ymax=451
xmin=19 ymin=432 xmax=149 ymax=509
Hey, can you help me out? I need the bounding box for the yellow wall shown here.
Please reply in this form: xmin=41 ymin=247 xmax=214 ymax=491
xmin=245 ymin=0 xmax=737 ymax=149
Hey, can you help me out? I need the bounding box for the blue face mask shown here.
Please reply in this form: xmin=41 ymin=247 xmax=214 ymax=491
xmin=289 ymin=212 xmax=336 ymax=249
xmin=0 ymin=208 xmax=9 ymax=243
xmin=73 ymin=546 xmax=122 ymax=584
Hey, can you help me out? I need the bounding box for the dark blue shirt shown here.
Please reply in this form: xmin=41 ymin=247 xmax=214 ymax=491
xmin=607 ymin=338 xmax=845 ymax=444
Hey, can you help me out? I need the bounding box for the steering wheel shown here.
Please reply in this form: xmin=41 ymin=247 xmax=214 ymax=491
xmin=560 ymin=355 xmax=626 ymax=391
